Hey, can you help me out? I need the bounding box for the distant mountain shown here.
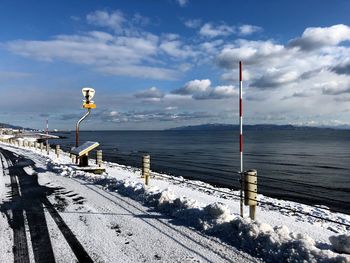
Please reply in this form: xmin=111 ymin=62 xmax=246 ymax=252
xmin=166 ymin=123 xmax=337 ymax=131
xmin=0 ymin=122 xmax=35 ymax=131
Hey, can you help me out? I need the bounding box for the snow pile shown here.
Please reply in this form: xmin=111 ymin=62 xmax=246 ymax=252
xmin=156 ymin=172 xmax=350 ymax=235
xmin=47 ymin=160 xmax=350 ymax=263
xmin=330 ymin=234 xmax=350 ymax=254
xmin=211 ymin=219 xmax=350 ymax=263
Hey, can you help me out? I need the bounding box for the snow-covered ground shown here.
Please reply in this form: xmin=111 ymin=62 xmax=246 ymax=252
xmin=0 ymin=141 xmax=349 ymax=262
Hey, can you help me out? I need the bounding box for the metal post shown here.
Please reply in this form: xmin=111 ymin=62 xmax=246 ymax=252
xmin=239 ymin=61 xmax=244 ymax=218
xmin=244 ymin=169 xmax=257 ymax=220
xmin=96 ymin=150 xmax=102 ymax=167
xmin=55 ymin=145 xmax=60 ymax=158
xmin=76 ymin=109 xmax=91 ymax=147
xmin=142 ymin=155 xmax=150 ymax=185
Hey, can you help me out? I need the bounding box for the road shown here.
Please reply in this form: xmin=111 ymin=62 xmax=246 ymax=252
xmin=0 ymin=146 xmax=260 ymax=263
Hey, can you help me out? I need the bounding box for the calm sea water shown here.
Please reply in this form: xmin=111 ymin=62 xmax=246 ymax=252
xmin=51 ymin=129 xmax=350 ymax=214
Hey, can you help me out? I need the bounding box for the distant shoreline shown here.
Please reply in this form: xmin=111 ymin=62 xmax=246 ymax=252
xmin=2 ymin=123 xmax=350 ymax=132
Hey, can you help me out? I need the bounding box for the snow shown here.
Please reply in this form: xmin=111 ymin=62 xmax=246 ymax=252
xmin=0 ymin=152 xmax=15 ymax=262
xmin=1 ymin=141 xmax=350 ymax=262
xmin=330 ymin=235 xmax=350 ymax=254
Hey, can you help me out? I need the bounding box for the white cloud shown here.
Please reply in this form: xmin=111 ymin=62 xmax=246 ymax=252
xmin=239 ymin=25 xmax=262 ymax=35
xmin=6 ymin=13 xmax=350 ymax=128
xmin=7 ymin=31 xmax=159 ymax=64
xmin=172 ymin=79 xmax=237 ymax=100
xmin=193 ymin=85 xmax=238 ymax=100
xmin=199 ymin=39 xmax=224 ymax=54
xmin=6 ymin=27 xmax=182 ymax=80
xmin=250 ymin=68 xmax=300 ymax=89
xmin=7 ymin=10 xmax=215 ymax=80
xmin=199 ymin=23 xmax=235 ymax=38
xmin=289 ymin=24 xmax=350 ymax=50
xmin=198 ymin=23 xmax=262 ymax=38
xmin=216 ymin=40 xmax=286 ymax=68
xmin=87 ymin=10 xmax=125 ymax=33
xmin=319 ymin=81 xmax=350 ymax=95
xmin=134 ymin=87 xmax=165 ymax=100
xmin=217 ymin=40 xmax=292 ymax=68
xmin=184 ymin=19 xmax=201 ymax=29
xmin=176 ymin=0 xmax=188 ymax=7
xmin=211 ymin=24 xmax=350 ymax=126
xmin=160 ymin=40 xmax=197 ymax=59
xmin=173 ymin=79 xmax=211 ymax=95
xmin=162 ymin=33 xmax=180 ymax=41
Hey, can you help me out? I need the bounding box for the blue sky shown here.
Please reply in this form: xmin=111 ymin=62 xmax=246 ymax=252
xmin=1 ymin=0 xmax=350 ymax=130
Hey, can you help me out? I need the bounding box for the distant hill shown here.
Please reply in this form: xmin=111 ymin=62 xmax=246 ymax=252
xmin=0 ymin=122 xmax=34 ymax=131
xmin=165 ymin=123 xmax=337 ymax=131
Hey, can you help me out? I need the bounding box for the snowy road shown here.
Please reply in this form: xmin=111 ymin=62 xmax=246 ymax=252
xmin=0 ymin=146 xmax=260 ymax=263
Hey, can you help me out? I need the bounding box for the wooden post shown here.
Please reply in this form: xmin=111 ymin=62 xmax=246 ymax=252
xmin=79 ymin=154 xmax=88 ymax=167
xmin=46 ymin=143 xmax=50 ymax=155
xmin=55 ymin=145 xmax=60 ymax=158
xmin=96 ymin=150 xmax=102 ymax=167
xmin=34 ymin=141 xmax=38 ymax=149
xmin=142 ymin=155 xmax=150 ymax=185
xmin=244 ymin=169 xmax=257 ymax=220
xmin=40 ymin=143 xmax=43 ymax=152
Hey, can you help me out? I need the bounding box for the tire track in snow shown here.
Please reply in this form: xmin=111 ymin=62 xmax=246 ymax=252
xmin=41 ymin=198 xmax=93 ymax=263
xmin=0 ymin=148 xmax=94 ymax=263
xmin=0 ymin=150 xmax=30 ymax=263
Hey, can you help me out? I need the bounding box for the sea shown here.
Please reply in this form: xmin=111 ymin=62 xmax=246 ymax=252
xmin=51 ymin=129 xmax=350 ymax=214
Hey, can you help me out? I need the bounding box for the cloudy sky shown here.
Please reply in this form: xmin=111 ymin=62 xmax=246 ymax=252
xmin=1 ymin=0 xmax=350 ymax=130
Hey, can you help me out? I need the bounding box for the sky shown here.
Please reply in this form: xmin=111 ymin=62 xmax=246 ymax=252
xmin=1 ymin=0 xmax=350 ymax=130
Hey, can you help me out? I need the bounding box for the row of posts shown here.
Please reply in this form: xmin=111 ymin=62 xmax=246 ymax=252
xmin=2 ymin=139 xmax=151 ymax=188
xmin=0 ymin=139 xmax=103 ymax=166
xmin=140 ymin=154 xmax=258 ymax=220
xmin=1 ymin=138 xmax=258 ymax=220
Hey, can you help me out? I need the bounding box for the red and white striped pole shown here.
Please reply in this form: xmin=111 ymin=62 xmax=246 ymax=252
xmin=239 ymin=61 xmax=244 ymax=217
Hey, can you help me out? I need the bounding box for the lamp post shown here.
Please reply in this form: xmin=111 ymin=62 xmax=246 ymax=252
xmin=75 ymin=87 xmax=96 ymax=147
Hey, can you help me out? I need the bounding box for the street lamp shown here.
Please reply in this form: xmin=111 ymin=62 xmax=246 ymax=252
xmin=75 ymin=87 xmax=96 ymax=147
